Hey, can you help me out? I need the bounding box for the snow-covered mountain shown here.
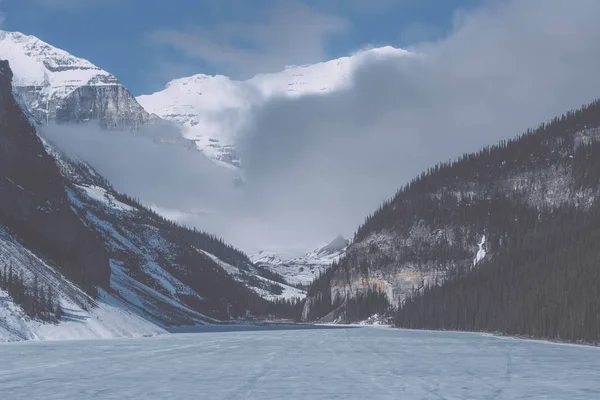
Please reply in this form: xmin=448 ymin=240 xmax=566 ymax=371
xmin=252 ymin=235 xmax=349 ymax=287
xmin=0 ymin=29 xmax=408 ymax=168
xmin=0 ymin=30 xmax=152 ymax=129
xmin=0 ymin=226 xmax=166 ymax=341
xmin=137 ymin=47 xmax=409 ymax=166
xmin=0 ymin=59 xmax=299 ymax=342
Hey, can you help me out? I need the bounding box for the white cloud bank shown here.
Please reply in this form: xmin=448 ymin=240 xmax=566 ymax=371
xmin=43 ymin=0 xmax=600 ymax=253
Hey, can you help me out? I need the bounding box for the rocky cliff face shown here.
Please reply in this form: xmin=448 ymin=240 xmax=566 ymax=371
xmin=0 ymin=30 xmax=152 ymax=130
xmin=0 ymin=59 xmax=110 ymax=295
xmin=31 ymin=84 xmax=151 ymax=129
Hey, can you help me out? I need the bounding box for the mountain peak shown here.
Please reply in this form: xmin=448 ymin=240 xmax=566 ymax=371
xmin=316 ymin=235 xmax=349 ymax=256
xmin=137 ymin=46 xmax=410 ymax=166
xmin=0 ymin=30 xmax=150 ymax=130
xmin=0 ymin=30 xmax=113 ymax=87
xmin=164 ymin=73 xmax=235 ymax=90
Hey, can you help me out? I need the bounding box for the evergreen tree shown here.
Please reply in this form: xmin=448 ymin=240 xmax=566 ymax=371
xmin=55 ymin=301 xmax=63 ymax=320
xmin=47 ymin=286 xmax=55 ymax=314
xmin=7 ymin=265 xmax=13 ymax=291
xmin=39 ymin=285 xmax=46 ymax=314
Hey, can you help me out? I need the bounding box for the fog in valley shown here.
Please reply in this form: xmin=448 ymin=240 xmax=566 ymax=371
xmin=43 ymin=0 xmax=600 ymax=253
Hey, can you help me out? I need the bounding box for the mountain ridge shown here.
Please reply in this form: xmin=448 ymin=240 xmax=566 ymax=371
xmin=0 ymin=59 xmax=300 ymax=341
xmin=0 ymin=30 xmax=153 ymax=130
xmin=252 ymin=235 xmax=349 ymax=287
xmin=136 ymin=46 xmax=409 ymax=166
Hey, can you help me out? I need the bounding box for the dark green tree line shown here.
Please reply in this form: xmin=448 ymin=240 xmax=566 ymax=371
xmin=0 ymin=263 xmax=62 ymax=321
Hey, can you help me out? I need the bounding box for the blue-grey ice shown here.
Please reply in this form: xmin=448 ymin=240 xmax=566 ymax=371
xmin=1 ymin=326 xmax=599 ymax=400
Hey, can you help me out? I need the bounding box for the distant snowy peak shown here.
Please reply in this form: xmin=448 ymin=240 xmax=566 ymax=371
xmin=315 ymin=235 xmax=350 ymax=257
xmin=248 ymin=46 xmax=408 ymax=98
xmin=137 ymin=46 xmax=409 ymax=166
xmin=252 ymin=236 xmax=349 ymax=287
xmin=146 ymin=45 xmax=408 ymax=101
xmin=0 ymin=30 xmax=151 ymax=130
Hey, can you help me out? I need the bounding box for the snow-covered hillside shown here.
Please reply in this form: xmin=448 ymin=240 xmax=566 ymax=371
xmin=0 ymin=138 xmax=300 ymax=343
xmin=252 ymin=236 xmax=349 ymax=287
xmin=137 ymin=47 xmax=409 ymax=166
xmin=52 ymin=142 xmax=301 ymax=314
xmin=0 ymin=30 xmax=152 ymax=129
xmin=0 ymin=58 xmax=300 ymax=342
xmin=0 ymin=226 xmax=165 ymax=342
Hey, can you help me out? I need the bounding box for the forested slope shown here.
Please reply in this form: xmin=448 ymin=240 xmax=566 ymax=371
xmin=304 ymin=99 xmax=600 ymax=341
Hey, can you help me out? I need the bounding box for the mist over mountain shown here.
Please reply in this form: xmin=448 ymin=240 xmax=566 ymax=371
xmin=1 ymin=58 xmax=302 ymax=340
xmin=3 ymin=1 xmax=600 ymax=257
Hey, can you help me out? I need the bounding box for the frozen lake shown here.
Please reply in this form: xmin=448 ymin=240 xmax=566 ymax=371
xmin=1 ymin=325 xmax=599 ymax=399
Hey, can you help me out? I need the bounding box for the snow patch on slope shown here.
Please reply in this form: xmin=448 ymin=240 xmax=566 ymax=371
xmin=68 ymin=187 xmax=213 ymax=324
xmin=473 ymin=235 xmax=487 ymax=266
xmin=76 ymin=184 xmax=135 ymax=213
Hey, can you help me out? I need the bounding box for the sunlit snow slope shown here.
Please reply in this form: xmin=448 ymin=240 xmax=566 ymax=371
xmin=137 ymin=47 xmax=409 ymax=166
xmin=0 ymin=30 xmax=152 ymax=129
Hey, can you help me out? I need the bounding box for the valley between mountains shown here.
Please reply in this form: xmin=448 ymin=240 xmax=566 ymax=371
xmin=1 ymin=27 xmax=600 ymax=346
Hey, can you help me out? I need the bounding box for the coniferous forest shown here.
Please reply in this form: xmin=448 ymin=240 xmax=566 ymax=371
xmin=0 ymin=263 xmax=62 ymax=321
xmin=391 ymin=101 xmax=600 ymax=343
xmin=304 ymin=99 xmax=600 ymax=343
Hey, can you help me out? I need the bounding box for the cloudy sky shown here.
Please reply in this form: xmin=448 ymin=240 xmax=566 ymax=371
xmin=2 ymin=0 xmax=481 ymax=94
xmin=4 ymin=0 xmax=600 ymax=253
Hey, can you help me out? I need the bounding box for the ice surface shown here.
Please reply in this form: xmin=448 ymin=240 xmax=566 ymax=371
xmin=1 ymin=326 xmax=599 ymax=400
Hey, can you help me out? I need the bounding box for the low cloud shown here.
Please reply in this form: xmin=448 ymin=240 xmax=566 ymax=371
xmin=41 ymin=0 xmax=600 ymax=254
xmin=234 ymin=0 xmax=600 ymax=249
xmin=40 ymin=122 xmax=240 ymax=219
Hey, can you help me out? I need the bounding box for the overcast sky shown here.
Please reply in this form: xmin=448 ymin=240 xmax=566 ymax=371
xmin=10 ymin=0 xmax=600 ymax=253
